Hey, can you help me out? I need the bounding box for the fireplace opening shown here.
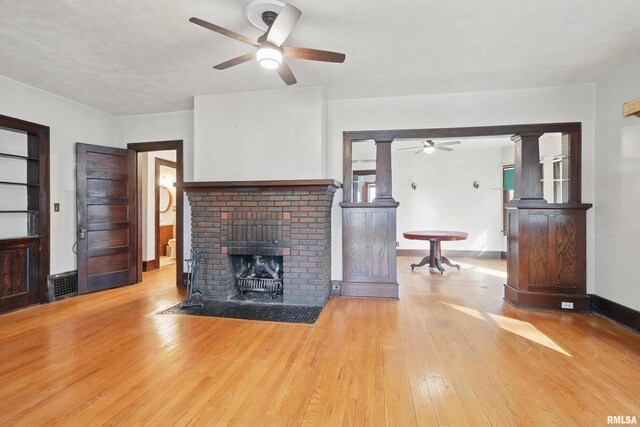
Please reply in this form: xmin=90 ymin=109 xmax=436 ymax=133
xmin=230 ymin=255 xmax=284 ymax=301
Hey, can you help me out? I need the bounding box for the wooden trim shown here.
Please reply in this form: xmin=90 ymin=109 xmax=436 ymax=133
xmin=343 ymin=133 xmax=353 ymax=202
xmin=568 ymin=129 xmax=582 ymax=203
xmin=344 ymin=122 xmax=582 ymax=142
xmin=352 ymin=169 xmax=376 ymax=176
xmin=142 ymin=259 xmax=157 ymax=272
xmin=155 ymin=158 xmax=177 ymax=272
xmin=340 ymin=282 xmax=398 ymax=299
xmin=127 ymin=140 xmax=184 ymax=288
xmin=178 ymin=179 xmax=342 ymax=192
xmin=590 ymin=295 xmax=640 ymax=332
xmin=397 ymin=249 xmax=504 ymax=259
xmin=504 ymin=284 xmax=591 ymax=312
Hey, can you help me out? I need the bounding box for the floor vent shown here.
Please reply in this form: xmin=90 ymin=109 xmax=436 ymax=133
xmin=47 ymin=271 xmax=78 ymax=302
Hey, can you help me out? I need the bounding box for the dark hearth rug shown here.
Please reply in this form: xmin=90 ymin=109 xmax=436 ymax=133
xmin=160 ymin=300 xmax=323 ymax=324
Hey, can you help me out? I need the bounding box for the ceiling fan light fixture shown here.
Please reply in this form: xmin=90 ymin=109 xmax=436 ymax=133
xmin=423 ymin=146 xmax=436 ymax=154
xmin=256 ymin=45 xmax=283 ymax=69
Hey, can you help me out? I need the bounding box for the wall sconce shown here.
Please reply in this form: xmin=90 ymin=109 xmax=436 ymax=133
xmin=473 ymin=181 xmax=480 ymax=189
xmin=411 ymin=182 xmax=417 ymax=190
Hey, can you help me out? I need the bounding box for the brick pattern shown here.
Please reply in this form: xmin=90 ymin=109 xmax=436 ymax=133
xmin=188 ymin=187 xmax=336 ymax=306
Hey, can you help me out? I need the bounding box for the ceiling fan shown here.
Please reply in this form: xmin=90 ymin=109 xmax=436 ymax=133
xmin=189 ymin=3 xmax=346 ymax=86
xmin=397 ymin=140 xmax=461 ymax=154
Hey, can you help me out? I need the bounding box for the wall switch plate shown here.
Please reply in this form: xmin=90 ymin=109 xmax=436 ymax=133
xmin=396 ymin=241 xmax=399 ymax=247
xmin=53 ymin=203 xmax=60 ymax=212
xmin=561 ymin=302 xmax=574 ymax=309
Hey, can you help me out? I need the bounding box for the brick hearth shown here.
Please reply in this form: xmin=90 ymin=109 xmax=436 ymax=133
xmin=183 ymin=180 xmax=341 ymax=306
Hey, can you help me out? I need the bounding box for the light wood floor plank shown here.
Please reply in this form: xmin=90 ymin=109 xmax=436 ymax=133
xmin=0 ymin=259 xmax=638 ymax=426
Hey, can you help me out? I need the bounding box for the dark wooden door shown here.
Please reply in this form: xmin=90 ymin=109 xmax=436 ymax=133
xmin=76 ymin=144 xmax=137 ymax=293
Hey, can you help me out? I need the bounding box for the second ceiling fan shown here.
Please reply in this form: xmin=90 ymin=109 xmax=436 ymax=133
xmin=398 ymin=140 xmax=461 ymax=154
xmin=189 ymin=2 xmax=346 ymax=86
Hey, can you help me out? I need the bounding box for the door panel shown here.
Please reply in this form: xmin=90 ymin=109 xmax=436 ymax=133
xmin=0 ymin=238 xmax=39 ymax=312
xmin=77 ymin=143 xmax=137 ymax=294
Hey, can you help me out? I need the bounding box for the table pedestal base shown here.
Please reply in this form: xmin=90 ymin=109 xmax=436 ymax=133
xmin=409 ymin=240 xmax=461 ymax=274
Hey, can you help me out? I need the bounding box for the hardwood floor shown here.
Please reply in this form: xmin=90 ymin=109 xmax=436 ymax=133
xmin=0 ymin=258 xmax=638 ymax=425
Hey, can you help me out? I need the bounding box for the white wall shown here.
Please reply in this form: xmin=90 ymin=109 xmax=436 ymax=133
xmin=393 ymin=147 xmax=504 ymax=252
xmin=117 ymin=110 xmax=194 ymax=268
xmin=193 ymin=87 xmax=326 ymax=181
xmin=594 ymin=56 xmax=640 ymax=311
xmin=328 ymin=84 xmax=596 ymax=286
xmin=0 ymin=75 xmax=117 ymax=274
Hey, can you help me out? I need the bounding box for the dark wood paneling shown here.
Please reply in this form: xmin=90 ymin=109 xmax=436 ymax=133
xmin=505 ymin=206 xmax=590 ymax=311
xmin=87 ymin=204 xmax=128 ymax=223
xmin=344 ymin=211 xmax=367 ymax=277
xmin=158 ymin=225 xmax=173 ymax=257
xmin=512 ymin=133 xmax=544 ymax=201
xmin=0 ymin=238 xmax=38 ymax=313
xmin=342 ymin=205 xmax=398 ymax=298
xmin=554 ymin=214 xmax=578 ymax=287
xmin=142 ymin=259 xmax=157 ymax=272
xmin=87 ymin=229 xmax=128 ymax=250
xmin=1 ymin=249 xmax=28 ymax=296
xmin=87 ymin=179 xmax=128 ymax=198
xmin=527 ymin=213 xmax=548 ymax=286
xmin=374 ymin=140 xmax=393 ymax=201
xmin=88 ymin=253 xmax=128 ymax=276
xmin=568 ymin=130 xmax=582 ymax=203
xmin=371 ymin=211 xmax=390 ymax=277
xmin=86 ymin=152 xmax=128 ymax=173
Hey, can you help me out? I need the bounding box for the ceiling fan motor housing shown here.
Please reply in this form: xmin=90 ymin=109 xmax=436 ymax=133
xmin=261 ymin=10 xmax=279 ymax=27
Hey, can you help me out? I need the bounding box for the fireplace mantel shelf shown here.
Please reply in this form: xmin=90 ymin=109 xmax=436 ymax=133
xmin=179 ymin=179 xmax=342 ymax=191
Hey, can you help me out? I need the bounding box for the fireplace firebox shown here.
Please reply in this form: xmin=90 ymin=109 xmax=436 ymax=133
xmin=231 ymin=255 xmax=284 ymax=296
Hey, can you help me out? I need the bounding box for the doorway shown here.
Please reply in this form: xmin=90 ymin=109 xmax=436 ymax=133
xmin=127 ymin=140 xmax=184 ymax=287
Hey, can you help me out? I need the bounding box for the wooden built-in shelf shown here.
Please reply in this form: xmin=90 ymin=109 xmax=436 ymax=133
xmin=0 ymin=152 xmax=39 ymax=161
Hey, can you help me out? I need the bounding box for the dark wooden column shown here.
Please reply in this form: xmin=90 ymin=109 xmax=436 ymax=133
xmin=512 ymin=132 xmax=545 ymax=203
xmin=374 ymin=140 xmax=395 ymax=202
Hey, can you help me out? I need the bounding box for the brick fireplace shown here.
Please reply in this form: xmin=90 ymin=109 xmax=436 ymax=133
xmin=182 ymin=180 xmax=341 ymax=306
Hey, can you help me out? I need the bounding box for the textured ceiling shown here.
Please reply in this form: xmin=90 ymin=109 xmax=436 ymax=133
xmin=1 ymin=0 xmax=640 ymax=115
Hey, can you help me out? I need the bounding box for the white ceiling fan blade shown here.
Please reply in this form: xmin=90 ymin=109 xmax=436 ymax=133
xmin=435 ymin=141 xmax=461 ymax=147
xmin=435 ymin=146 xmax=453 ymax=151
xmin=266 ymin=4 xmax=302 ymax=47
xmin=414 ymin=149 xmax=424 ymax=154
xmin=397 ymin=146 xmax=424 ymax=151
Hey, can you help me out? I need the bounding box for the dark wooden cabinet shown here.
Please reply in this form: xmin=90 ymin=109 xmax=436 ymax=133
xmin=504 ymin=203 xmax=591 ymax=310
xmin=0 ymin=237 xmax=39 ymax=312
xmin=341 ymin=203 xmax=398 ymax=298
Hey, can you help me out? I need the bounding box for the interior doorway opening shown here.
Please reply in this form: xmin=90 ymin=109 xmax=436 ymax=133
xmin=127 ymin=140 xmax=184 ymax=288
